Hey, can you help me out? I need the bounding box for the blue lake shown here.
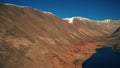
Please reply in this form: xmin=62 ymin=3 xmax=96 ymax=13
xmin=82 ymin=46 xmax=120 ymax=68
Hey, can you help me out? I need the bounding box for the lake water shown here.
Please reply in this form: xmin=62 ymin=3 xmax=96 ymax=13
xmin=82 ymin=46 xmax=120 ymax=68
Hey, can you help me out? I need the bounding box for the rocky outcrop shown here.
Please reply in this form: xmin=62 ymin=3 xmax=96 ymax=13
xmin=0 ymin=3 xmax=120 ymax=68
xmin=105 ymin=27 xmax=120 ymax=53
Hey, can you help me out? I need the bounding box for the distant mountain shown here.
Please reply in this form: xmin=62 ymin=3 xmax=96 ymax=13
xmin=0 ymin=3 xmax=120 ymax=68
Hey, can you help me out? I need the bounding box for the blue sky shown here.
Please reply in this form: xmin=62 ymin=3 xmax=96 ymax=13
xmin=0 ymin=0 xmax=120 ymax=20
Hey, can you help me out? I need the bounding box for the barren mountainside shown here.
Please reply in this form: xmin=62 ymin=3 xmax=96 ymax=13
xmin=0 ymin=3 xmax=120 ymax=68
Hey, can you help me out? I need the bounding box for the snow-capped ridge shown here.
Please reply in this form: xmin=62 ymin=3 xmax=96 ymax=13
xmin=96 ymin=19 xmax=111 ymax=23
xmin=103 ymin=19 xmax=111 ymax=23
xmin=3 ymin=3 xmax=27 ymax=8
xmin=1 ymin=3 xmax=118 ymax=24
xmin=63 ymin=17 xmax=74 ymax=23
xmin=3 ymin=3 xmax=54 ymax=15
xmin=63 ymin=16 xmax=90 ymax=23
xmin=63 ymin=16 xmax=115 ymax=24
xmin=33 ymin=8 xmax=53 ymax=14
xmin=42 ymin=11 xmax=54 ymax=15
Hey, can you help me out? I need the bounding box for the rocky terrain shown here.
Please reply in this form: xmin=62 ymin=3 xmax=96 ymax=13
xmin=105 ymin=27 xmax=120 ymax=53
xmin=0 ymin=3 xmax=120 ymax=68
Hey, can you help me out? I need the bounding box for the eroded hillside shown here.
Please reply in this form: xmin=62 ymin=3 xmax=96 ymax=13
xmin=0 ymin=3 xmax=120 ymax=68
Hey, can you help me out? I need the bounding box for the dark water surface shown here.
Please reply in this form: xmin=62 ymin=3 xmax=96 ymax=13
xmin=82 ymin=46 xmax=120 ymax=68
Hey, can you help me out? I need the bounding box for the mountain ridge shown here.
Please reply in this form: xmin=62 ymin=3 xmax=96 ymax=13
xmin=1 ymin=3 xmax=120 ymax=21
xmin=0 ymin=3 xmax=120 ymax=68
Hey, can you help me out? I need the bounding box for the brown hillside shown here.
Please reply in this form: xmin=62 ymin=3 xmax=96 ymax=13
xmin=0 ymin=3 xmax=120 ymax=68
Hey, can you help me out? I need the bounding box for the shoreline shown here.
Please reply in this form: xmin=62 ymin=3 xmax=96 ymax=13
xmin=51 ymin=41 xmax=105 ymax=68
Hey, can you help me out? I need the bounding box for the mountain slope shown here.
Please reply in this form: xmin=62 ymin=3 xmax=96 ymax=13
xmin=105 ymin=27 xmax=120 ymax=53
xmin=0 ymin=3 xmax=120 ymax=68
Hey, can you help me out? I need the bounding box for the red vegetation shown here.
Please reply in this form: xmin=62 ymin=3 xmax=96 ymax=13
xmin=51 ymin=41 xmax=103 ymax=68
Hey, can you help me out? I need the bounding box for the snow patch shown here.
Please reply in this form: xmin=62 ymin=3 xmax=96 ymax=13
xmin=103 ymin=19 xmax=111 ymax=23
xmin=43 ymin=11 xmax=53 ymax=15
xmin=63 ymin=17 xmax=113 ymax=24
xmin=76 ymin=16 xmax=90 ymax=20
xmin=64 ymin=17 xmax=74 ymax=23
xmin=97 ymin=19 xmax=111 ymax=24
xmin=63 ymin=16 xmax=90 ymax=23
xmin=4 ymin=3 xmax=27 ymax=8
